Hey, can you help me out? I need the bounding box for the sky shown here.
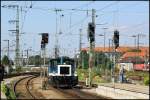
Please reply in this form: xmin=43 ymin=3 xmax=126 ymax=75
xmin=1 ymin=1 xmax=149 ymax=60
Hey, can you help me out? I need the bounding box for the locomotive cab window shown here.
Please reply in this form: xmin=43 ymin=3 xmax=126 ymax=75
xmin=58 ymin=65 xmax=71 ymax=76
xmin=60 ymin=67 xmax=69 ymax=74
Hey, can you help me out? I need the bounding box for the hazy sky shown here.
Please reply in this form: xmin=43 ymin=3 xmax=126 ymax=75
xmin=1 ymin=1 xmax=149 ymax=59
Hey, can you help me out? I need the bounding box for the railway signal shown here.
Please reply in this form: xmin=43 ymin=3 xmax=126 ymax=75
xmin=41 ymin=33 xmax=48 ymax=49
xmin=87 ymin=9 xmax=96 ymax=87
xmin=88 ymin=22 xmax=95 ymax=43
xmin=113 ymin=30 xmax=119 ymax=49
xmin=42 ymin=33 xmax=49 ymax=44
xmin=40 ymin=33 xmax=49 ymax=90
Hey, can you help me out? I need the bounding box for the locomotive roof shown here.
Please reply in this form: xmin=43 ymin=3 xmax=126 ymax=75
xmin=50 ymin=56 xmax=74 ymax=61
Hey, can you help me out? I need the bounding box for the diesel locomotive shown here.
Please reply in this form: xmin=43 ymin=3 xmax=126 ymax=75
xmin=48 ymin=56 xmax=78 ymax=88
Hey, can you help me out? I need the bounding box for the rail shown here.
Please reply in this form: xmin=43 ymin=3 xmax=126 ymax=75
xmin=4 ymin=72 xmax=40 ymax=78
xmin=26 ymin=76 xmax=37 ymax=99
xmin=13 ymin=75 xmax=38 ymax=99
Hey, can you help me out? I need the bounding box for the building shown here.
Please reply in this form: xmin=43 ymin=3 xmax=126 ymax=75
xmin=81 ymin=46 xmax=149 ymax=71
xmin=118 ymin=58 xmax=134 ymax=71
xmin=119 ymin=47 xmax=149 ymax=71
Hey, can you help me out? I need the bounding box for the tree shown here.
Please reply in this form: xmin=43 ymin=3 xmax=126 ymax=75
xmin=80 ymin=50 xmax=89 ymax=69
xmin=28 ymin=55 xmax=50 ymax=66
xmin=34 ymin=55 xmax=41 ymax=66
xmin=79 ymin=51 xmax=113 ymax=70
xmin=2 ymin=55 xmax=9 ymax=66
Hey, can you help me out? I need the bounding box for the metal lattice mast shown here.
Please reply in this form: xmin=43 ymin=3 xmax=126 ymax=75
xmin=79 ymin=29 xmax=82 ymax=53
xmin=54 ymin=9 xmax=62 ymax=58
xmin=2 ymin=5 xmax=20 ymax=69
xmin=15 ymin=5 xmax=20 ymax=68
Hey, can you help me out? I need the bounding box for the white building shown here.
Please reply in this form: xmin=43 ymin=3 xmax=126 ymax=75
xmin=118 ymin=63 xmax=134 ymax=71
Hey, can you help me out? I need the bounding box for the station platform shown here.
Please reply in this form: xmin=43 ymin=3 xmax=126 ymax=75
xmin=96 ymin=83 xmax=149 ymax=99
xmin=98 ymin=83 xmax=149 ymax=94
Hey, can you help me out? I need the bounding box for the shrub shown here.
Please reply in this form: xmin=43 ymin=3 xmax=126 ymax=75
xmin=1 ymin=82 xmax=16 ymax=99
xmin=93 ymin=75 xmax=107 ymax=83
xmin=1 ymin=82 xmax=7 ymax=93
xmin=76 ymin=68 xmax=88 ymax=81
xmin=16 ymin=66 xmax=22 ymax=73
xmin=144 ymin=76 xmax=149 ymax=86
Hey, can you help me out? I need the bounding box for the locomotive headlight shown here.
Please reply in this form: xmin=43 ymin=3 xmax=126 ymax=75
xmin=74 ymin=71 xmax=77 ymax=76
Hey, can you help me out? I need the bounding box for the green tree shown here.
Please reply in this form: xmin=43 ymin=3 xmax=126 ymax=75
xmin=28 ymin=55 xmax=50 ymax=66
xmin=2 ymin=55 xmax=9 ymax=66
xmin=34 ymin=55 xmax=42 ymax=66
xmin=80 ymin=50 xmax=89 ymax=69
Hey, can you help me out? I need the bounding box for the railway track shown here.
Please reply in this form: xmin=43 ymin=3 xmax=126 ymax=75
xmin=46 ymin=83 xmax=107 ymax=99
xmin=4 ymin=72 xmax=40 ymax=79
xmin=14 ymin=75 xmax=38 ymax=99
xmin=58 ymin=87 xmax=108 ymax=99
xmin=13 ymin=76 xmax=107 ymax=99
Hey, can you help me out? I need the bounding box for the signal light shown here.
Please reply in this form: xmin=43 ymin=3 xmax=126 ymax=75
xmin=88 ymin=22 xmax=95 ymax=43
xmin=113 ymin=30 xmax=119 ymax=49
xmin=41 ymin=33 xmax=48 ymax=49
xmin=41 ymin=33 xmax=49 ymax=44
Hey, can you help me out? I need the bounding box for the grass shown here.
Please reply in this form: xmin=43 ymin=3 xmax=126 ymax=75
xmin=76 ymin=68 xmax=109 ymax=84
xmin=77 ymin=67 xmax=149 ymax=86
xmin=92 ymin=75 xmax=108 ymax=84
xmin=125 ymin=71 xmax=149 ymax=85
xmin=126 ymin=71 xmax=149 ymax=78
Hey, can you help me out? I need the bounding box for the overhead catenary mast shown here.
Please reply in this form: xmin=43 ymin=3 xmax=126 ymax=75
xmin=54 ymin=9 xmax=62 ymax=58
xmin=79 ymin=28 xmax=82 ymax=68
xmin=16 ymin=5 xmax=20 ymax=68
xmin=3 ymin=5 xmax=21 ymax=69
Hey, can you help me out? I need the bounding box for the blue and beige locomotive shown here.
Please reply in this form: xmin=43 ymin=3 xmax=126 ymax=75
xmin=48 ymin=56 xmax=78 ymax=88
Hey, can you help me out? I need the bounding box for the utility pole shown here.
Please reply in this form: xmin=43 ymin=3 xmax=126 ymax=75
xmin=25 ymin=49 xmax=29 ymax=67
xmin=137 ymin=33 xmax=145 ymax=50
xmin=2 ymin=5 xmax=20 ymax=70
xmin=55 ymin=9 xmax=58 ymax=58
xmin=15 ymin=5 xmax=20 ymax=69
xmin=112 ymin=39 xmax=115 ymax=83
xmin=42 ymin=46 xmax=46 ymax=89
xmin=79 ymin=28 xmax=82 ymax=68
xmin=131 ymin=35 xmax=137 ymax=49
xmin=113 ymin=45 xmax=116 ymax=85
xmin=27 ymin=50 xmax=29 ymax=67
xmin=144 ymin=50 xmax=148 ymax=70
xmin=109 ymin=39 xmax=111 ymax=53
xmin=3 ymin=40 xmax=10 ymax=60
xmin=132 ymin=34 xmax=145 ymax=50
xmin=21 ymin=50 xmax=23 ymax=66
xmin=108 ymin=39 xmax=111 ymax=81
xmin=102 ymin=27 xmax=108 ymax=81
xmin=88 ymin=9 xmax=96 ymax=87
xmin=137 ymin=34 xmax=140 ymax=50
xmin=25 ymin=48 xmax=32 ymax=67
xmin=40 ymin=33 xmax=48 ymax=90
xmin=3 ymin=40 xmax=10 ymax=74
xmin=54 ymin=9 xmax=62 ymax=58
xmin=112 ymin=30 xmax=119 ymax=85
xmin=111 ymin=39 xmax=114 ymax=81
xmin=79 ymin=29 xmax=82 ymax=53
xmin=102 ymin=28 xmax=108 ymax=52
